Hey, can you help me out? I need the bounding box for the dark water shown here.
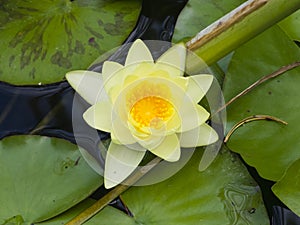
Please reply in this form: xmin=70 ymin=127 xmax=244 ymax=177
xmin=0 ymin=0 xmax=299 ymax=224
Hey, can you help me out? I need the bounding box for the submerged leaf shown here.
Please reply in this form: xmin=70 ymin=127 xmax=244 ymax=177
xmin=0 ymin=0 xmax=140 ymax=84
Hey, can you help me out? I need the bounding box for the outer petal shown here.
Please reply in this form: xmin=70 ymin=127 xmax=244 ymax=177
xmin=186 ymin=74 xmax=214 ymax=103
xmin=83 ymin=102 xmax=112 ymax=132
xmin=178 ymin=100 xmax=210 ymax=132
xmin=66 ymin=70 xmax=108 ymax=105
xmin=124 ymin=62 xmax=155 ymax=79
xmin=149 ymin=134 xmax=180 ymax=162
xmin=179 ymin=123 xmax=218 ymax=147
xmin=104 ymin=142 xmax=146 ymax=188
xmin=125 ymin=39 xmax=153 ymax=66
xmin=156 ymin=43 xmax=186 ymax=77
xmin=102 ymin=61 xmax=123 ymax=82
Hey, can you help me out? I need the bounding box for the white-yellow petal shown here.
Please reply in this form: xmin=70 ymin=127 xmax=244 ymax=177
xmin=149 ymin=134 xmax=180 ymax=162
xmin=103 ymin=69 xmax=125 ymax=95
xmin=110 ymin=132 xmax=145 ymax=152
xmin=104 ymin=142 xmax=146 ymax=188
xmin=156 ymin=43 xmax=186 ymax=77
xmin=83 ymin=102 xmax=112 ymax=132
xmin=66 ymin=70 xmax=108 ymax=105
xmin=170 ymin=76 xmax=188 ymax=91
xmin=137 ymin=132 xmax=165 ymax=150
xmin=102 ymin=61 xmax=123 ymax=83
xmin=186 ymin=74 xmax=214 ymax=103
xmin=179 ymin=123 xmax=218 ymax=147
xmin=125 ymin=39 xmax=153 ymax=66
xmin=124 ymin=62 xmax=155 ymax=79
xmin=178 ymin=99 xmax=210 ymax=132
xmin=111 ymin=115 xmax=136 ymax=145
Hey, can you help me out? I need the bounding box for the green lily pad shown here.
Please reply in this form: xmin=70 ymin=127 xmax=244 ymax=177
xmin=33 ymin=198 xmax=97 ymax=225
xmin=223 ymin=25 xmax=300 ymax=181
xmin=0 ymin=135 xmax=103 ymax=224
xmin=272 ymin=159 xmax=300 ymax=217
xmin=173 ymin=0 xmax=244 ymax=43
xmin=279 ymin=9 xmax=300 ymax=42
xmin=61 ymin=147 xmax=268 ymax=225
xmin=33 ymin=198 xmax=135 ymax=225
xmin=0 ymin=0 xmax=140 ymax=85
xmin=120 ymin=148 xmax=268 ymax=225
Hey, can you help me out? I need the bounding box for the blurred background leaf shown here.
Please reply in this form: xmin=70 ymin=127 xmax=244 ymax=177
xmin=0 ymin=0 xmax=141 ymax=85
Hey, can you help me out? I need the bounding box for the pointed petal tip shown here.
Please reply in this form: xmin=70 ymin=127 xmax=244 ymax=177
xmin=208 ymin=128 xmax=219 ymax=145
xmin=66 ymin=70 xmax=101 ymax=79
xmin=179 ymin=123 xmax=219 ymax=148
xmin=156 ymin=43 xmax=186 ymax=76
xmin=186 ymin=74 xmax=214 ymax=103
xmin=192 ymin=74 xmax=214 ymax=92
xmin=104 ymin=143 xmax=145 ymax=189
xmin=82 ymin=109 xmax=95 ymax=129
xmin=83 ymin=102 xmax=112 ymax=132
xmin=125 ymin=39 xmax=153 ymax=66
xmin=164 ymin=149 xmax=181 ymax=162
xmin=149 ymin=134 xmax=181 ymax=162
xmin=104 ymin=178 xmax=119 ymax=189
xmin=66 ymin=70 xmax=106 ymax=104
xmin=65 ymin=70 xmax=85 ymax=84
xmin=102 ymin=61 xmax=123 ymax=81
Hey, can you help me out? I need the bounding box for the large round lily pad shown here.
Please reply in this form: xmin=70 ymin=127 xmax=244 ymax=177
xmin=0 ymin=135 xmax=103 ymax=224
xmin=0 ymin=0 xmax=140 ymax=85
xmin=223 ymin=25 xmax=300 ymax=181
xmin=44 ymin=147 xmax=268 ymax=224
xmin=117 ymin=148 xmax=268 ymax=225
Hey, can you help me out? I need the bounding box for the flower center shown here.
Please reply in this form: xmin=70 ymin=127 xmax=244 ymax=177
xmin=130 ymin=96 xmax=174 ymax=129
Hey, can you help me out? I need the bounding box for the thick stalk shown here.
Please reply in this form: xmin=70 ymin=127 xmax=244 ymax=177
xmin=187 ymin=0 xmax=300 ymax=65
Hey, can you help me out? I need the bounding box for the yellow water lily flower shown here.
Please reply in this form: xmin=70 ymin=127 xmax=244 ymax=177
xmin=66 ymin=39 xmax=218 ymax=188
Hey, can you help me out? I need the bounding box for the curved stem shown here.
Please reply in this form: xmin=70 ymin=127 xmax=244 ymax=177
xmin=224 ymin=115 xmax=287 ymax=143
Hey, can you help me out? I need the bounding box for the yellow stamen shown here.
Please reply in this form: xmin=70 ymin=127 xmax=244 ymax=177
xmin=130 ymin=96 xmax=174 ymax=129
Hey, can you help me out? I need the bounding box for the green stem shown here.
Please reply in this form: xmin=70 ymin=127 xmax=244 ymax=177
xmin=187 ymin=0 xmax=300 ymax=65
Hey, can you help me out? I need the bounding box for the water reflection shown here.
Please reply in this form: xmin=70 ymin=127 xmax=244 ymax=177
xmin=222 ymin=184 xmax=261 ymax=225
